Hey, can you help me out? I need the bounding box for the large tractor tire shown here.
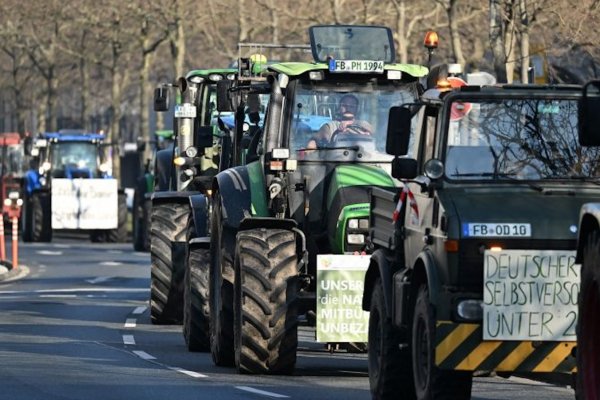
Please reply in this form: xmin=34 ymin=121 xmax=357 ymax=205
xmin=150 ymin=202 xmax=188 ymax=324
xmin=21 ymin=193 xmax=33 ymax=242
xmin=576 ymin=232 xmax=600 ymax=400
xmin=234 ymin=228 xmax=299 ymax=374
xmin=183 ymin=218 xmax=211 ymax=352
xmin=106 ymin=192 xmax=127 ymax=243
xmin=24 ymin=191 xmax=51 ymax=243
xmin=368 ymin=277 xmax=415 ymax=399
xmin=412 ymin=285 xmax=472 ymax=400
xmin=209 ymin=196 xmax=235 ymax=366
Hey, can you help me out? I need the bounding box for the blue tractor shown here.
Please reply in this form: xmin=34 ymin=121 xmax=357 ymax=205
xmin=22 ymin=130 xmax=127 ymax=242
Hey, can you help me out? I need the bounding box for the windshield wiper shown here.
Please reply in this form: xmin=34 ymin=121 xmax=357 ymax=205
xmin=448 ymin=172 xmax=544 ymax=192
xmin=297 ymin=145 xmax=360 ymax=152
xmin=561 ymin=175 xmax=600 ymax=186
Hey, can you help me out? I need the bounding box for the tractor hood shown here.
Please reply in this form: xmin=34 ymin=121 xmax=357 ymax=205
xmin=326 ymin=164 xmax=395 ymax=252
xmin=444 ymin=186 xmax=600 ymax=241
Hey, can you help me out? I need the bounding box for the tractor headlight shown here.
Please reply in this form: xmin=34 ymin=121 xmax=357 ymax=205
xmin=185 ymin=146 xmax=198 ymax=158
xmin=347 ymin=234 xmax=365 ymax=245
xmin=16 ymin=199 xmax=23 ymax=207
xmin=3 ymin=198 xmax=11 ymax=207
xmin=99 ymin=162 xmax=110 ymax=172
xmin=8 ymin=191 xmax=19 ymax=200
xmin=39 ymin=176 xmax=47 ymax=186
xmin=348 ymin=218 xmax=369 ymax=230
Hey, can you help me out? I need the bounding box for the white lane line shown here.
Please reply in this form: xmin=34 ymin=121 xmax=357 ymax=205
xmin=168 ymin=367 xmax=208 ymax=378
xmin=36 ymin=250 xmax=63 ymax=255
xmin=52 ymin=244 xmax=71 ymax=248
xmin=86 ymin=276 xmax=114 ymax=284
xmin=108 ymin=250 xmax=123 ymax=254
xmin=123 ymin=335 xmax=136 ymax=345
xmin=100 ymin=261 xmax=122 ymax=266
xmin=124 ymin=319 xmax=136 ymax=328
xmin=132 ymin=306 xmax=147 ymax=315
xmin=0 ymin=288 xmax=148 ymax=294
xmin=39 ymin=295 xmax=77 ymax=298
xmin=132 ymin=351 xmax=156 ymax=360
xmin=235 ymin=386 xmax=290 ymax=398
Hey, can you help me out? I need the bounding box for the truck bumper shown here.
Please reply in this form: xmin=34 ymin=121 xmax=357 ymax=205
xmin=435 ymin=321 xmax=576 ymax=373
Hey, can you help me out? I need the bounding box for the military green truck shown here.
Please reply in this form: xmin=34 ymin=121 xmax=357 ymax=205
xmin=208 ymin=25 xmax=428 ymax=373
xmin=362 ymin=75 xmax=600 ymax=399
xmin=150 ymin=68 xmax=236 ymax=326
xmin=574 ymin=79 xmax=600 ymax=399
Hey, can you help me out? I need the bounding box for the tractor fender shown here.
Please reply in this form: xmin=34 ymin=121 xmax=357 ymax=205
xmin=576 ymin=203 xmax=600 ymax=263
xmin=155 ymin=146 xmax=175 ymax=191
xmin=413 ymin=249 xmax=442 ymax=308
xmin=150 ymin=190 xmax=197 ymax=205
xmin=24 ymin=170 xmax=41 ymax=195
xmin=188 ymin=193 xmax=209 ymax=248
xmin=213 ymin=166 xmax=253 ymax=230
xmin=362 ymin=248 xmax=396 ymax=317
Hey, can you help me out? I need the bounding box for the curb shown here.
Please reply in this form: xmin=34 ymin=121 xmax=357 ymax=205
xmin=0 ymin=264 xmax=29 ymax=283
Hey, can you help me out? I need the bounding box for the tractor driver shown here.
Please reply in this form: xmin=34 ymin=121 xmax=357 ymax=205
xmin=307 ymin=94 xmax=373 ymax=148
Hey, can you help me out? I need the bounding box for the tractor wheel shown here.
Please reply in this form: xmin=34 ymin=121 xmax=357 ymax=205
xmin=234 ymin=228 xmax=299 ymax=374
xmin=132 ymin=189 xmax=144 ymax=250
xmin=209 ymin=196 xmax=235 ymax=366
xmin=368 ymin=277 xmax=414 ymax=399
xmin=21 ymin=193 xmax=33 ymax=242
xmin=576 ymin=232 xmax=600 ymax=400
xmin=107 ymin=192 xmax=127 ymax=243
xmin=412 ymin=285 xmax=472 ymax=400
xmin=31 ymin=192 xmax=52 ymax=242
xmin=183 ymin=218 xmax=211 ymax=352
xmin=150 ymin=202 xmax=188 ymax=324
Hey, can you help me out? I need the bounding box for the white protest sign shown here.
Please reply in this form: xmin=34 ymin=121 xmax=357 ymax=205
xmin=483 ymin=249 xmax=579 ymax=341
xmin=316 ymin=254 xmax=370 ymax=343
xmin=51 ymin=178 xmax=118 ymax=230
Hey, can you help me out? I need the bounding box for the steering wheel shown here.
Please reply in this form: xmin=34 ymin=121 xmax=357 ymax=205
xmin=330 ymin=125 xmax=373 ymax=144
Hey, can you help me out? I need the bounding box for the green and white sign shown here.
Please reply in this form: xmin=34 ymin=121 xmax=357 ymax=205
xmin=316 ymin=254 xmax=370 ymax=343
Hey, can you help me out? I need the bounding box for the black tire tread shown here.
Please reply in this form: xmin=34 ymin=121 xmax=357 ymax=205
xmin=235 ymin=228 xmax=299 ymax=375
xmin=150 ymin=202 xmax=188 ymax=324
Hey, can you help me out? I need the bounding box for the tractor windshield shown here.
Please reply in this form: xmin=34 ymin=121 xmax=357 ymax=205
xmin=3 ymin=144 xmax=23 ymax=176
xmin=49 ymin=141 xmax=101 ymax=178
xmin=290 ymin=80 xmax=419 ymax=162
xmin=444 ymin=97 xmax=600 ymax=181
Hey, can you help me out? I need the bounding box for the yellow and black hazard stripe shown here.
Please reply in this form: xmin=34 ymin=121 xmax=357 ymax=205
xmin=435 ymin=321 xmax=576 ymax=373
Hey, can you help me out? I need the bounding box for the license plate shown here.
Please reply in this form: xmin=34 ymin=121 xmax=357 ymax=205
xmin=463 ymin=223 xmax=531 ymax=237
xmin=329 ymin=60 xmax=384 ymax=73
xmin=174 ymin=103 xmax=197 ymax=118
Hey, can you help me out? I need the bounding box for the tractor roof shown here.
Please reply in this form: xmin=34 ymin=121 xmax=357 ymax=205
xmin=40 ymin=131 xmax=105 ymax=142
xmin=186 ymin=68 xmax=237 ymax=81
xmin=267 ymin=61 xmax=428 ymax=79
xmin=0 ymin=132 xmax=21 ymax=146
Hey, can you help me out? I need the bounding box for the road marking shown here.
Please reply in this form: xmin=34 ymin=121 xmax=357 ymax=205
xmin=108 ymin=250 xmax=123 ymax=254
xmin=235 ymin=386 xmax=289 ymax=398
xmin=168 ymin=367 xmax=208 ymax=378
xmin=124 ymin=319 xmax=136 ymax=328
xmin=132 ymin=306 xmax=147 ymax=315
xmin=39 ymin=294 xmax=77 ymax=298
xmin=123 ymin=335 xmax=136 ymax=345
xmin=86 ymin=277 xmax=114 ymax=284
xmin=132 ymin=351 xmax=156 ymax=360
xmin=36 ymin=250 xmax=63 ymax=255
xmin=52 ymin=244 xmax=71 ymax=248
xmin=0 ymin=288 xmax=148 ymax=295
xmin=100 ymin=261 xmax=122 ymax=266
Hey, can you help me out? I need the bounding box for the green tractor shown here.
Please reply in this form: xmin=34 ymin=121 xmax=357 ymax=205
xmin=208 ymin=25 xmax=428 ymax=373
xmin=150 ymin=68 xmax=236 ymax=326
xmin=132 ymin=129 xmax=174 ymax=252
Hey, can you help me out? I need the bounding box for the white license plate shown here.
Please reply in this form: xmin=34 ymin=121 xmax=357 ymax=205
xmin=174 ymin=103 xmax=197 ymax=118
xmin=329 ymin=60 xmax=384 ymax=73
xmin=463 ymin=223 xmax=531 ymax=237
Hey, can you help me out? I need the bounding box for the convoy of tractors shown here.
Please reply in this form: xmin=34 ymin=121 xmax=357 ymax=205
xmin=2 ymin=24 xmax=598 ymax=400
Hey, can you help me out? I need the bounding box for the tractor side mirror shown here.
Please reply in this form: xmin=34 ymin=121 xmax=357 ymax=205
xmin=392 ymin=157 xmax=418 ymax=180
xmin=579 ymin=80 xmax=600 ymax=146
xmin=154 ymin=87 xmax=170 ymax=112
xmin=216 ymin=80 xmax=235 ymax=112
xmin=386 ymin=106 xmax=412 ymax=156
xmin=196 ymin=126 xmax=214 ymax=149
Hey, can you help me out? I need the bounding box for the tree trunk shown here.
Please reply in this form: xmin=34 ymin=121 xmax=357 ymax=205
xmin=80 ymin=57 xmax=90 ymax=131
xmin=394 ymin=0 xmax=408 ymax=64
xmin=140 ymin=50 xmax=154 ymax=165
xmin=519 ymin=0 xmax=530 ymax=83
xmin=447 ymin=0 xmax=465 ymax=65
xmin=46 ymin=67 xmax=58 ymax=132
xmin=489 ymin=0 xmax=508 ymax=82
xmin=110 ymin=66 xmax=122 ymax=183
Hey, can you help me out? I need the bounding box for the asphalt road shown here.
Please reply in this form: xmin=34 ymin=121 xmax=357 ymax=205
xmin=0 ymin=233 xmax=577 ymax=399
